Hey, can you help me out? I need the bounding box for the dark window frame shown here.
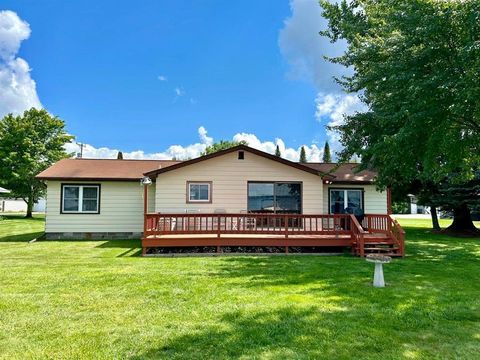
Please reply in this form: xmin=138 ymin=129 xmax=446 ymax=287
xmin=60 ymin=183 xmax=101 ymax=214
xmin=328 ymin=187 xmax=364 ymax=214
xmin=247 ymin=181 xmax=303 ymax=214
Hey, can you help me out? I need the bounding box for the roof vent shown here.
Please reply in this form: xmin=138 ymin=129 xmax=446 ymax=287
xmin=238 ymin=151 xmax=244 ymax=160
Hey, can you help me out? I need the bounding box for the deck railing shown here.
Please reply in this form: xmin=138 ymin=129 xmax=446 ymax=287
xmin=362 ymin=214 xmax=406 ymax=255
xmin=144 ymin=213 xmax=355 ymax=237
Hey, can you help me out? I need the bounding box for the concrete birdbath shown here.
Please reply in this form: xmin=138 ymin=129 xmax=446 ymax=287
xmin=366 ymin=254 xmax=391 ymax=287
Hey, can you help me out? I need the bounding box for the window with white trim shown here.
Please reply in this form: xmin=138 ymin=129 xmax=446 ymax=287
xmin=329 ymin=188 xmax=363 ymax=214
xmin=62 ymin=184 xmax=100 ymax=213
xmin=187 ymin=182 xmax=211 ymax=203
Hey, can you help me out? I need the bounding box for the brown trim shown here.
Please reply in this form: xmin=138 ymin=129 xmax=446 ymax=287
xmin=60 ymin=183 xmax=101 ymax=214
xmin=186 ymin=181 xmax=213 ymax=204
xmin=37 ymin=177 xmax=145 ymax=182
xmin=327 ymin=187 xmax=365 ymax=214
xmin=144 ymin=145 xmax=328 ymax=178
xmin=329 ymin=181 xmax=374 ymax=185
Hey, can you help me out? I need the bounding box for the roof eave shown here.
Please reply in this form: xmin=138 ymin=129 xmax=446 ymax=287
xmin=144 ymin=144 xmax=327 ymax=178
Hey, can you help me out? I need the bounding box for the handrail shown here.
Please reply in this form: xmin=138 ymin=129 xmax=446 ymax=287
xmin=362 ymin=214 xmax=405 ymax=256
xmin=349 ymin=214 xmax=367 ymax=256
xmin=144 ymin=213 xmax=354 ymax=237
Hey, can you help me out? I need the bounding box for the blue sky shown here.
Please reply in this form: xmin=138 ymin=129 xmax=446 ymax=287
xmin=0 ymin=0 xmax=361 ymax=161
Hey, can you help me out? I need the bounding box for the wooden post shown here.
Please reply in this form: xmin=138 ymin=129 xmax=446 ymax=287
xmin=387 ymin=187 xmax=392 ymax=215
xmin=142 ymin=184 xmax=148 ymax=256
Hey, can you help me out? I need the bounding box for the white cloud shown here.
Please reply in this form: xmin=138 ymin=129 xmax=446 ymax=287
xmin=315 ymin=93 xmax=365 ymax=151
xmin=233 ymin=132 xmax=324 ymax=162
xmin=279 ymin=1 xmax=361 ymax=155
xmin=65 ymin=127 xmax=325 ymax=162
xmin=278 ymin=0 xmax=349 ymax=91
xmin=157 ymin=75 xmax=167 ymax=81
xmin=174 ymin=86 xmax=185 ymax=97
xmin=0 ymin=10 xmax=41 ymax=117
xmin=65 ymin=127 xmax=213 ymax=160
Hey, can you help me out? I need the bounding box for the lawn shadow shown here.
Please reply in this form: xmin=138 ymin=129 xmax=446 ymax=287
xmin=130 ymin=307 xmax=361 ymax=359
xmin=0 ymin=231 xmax=44 ymax=242
xmin=95 ymin=239 xmax=142 ymax=257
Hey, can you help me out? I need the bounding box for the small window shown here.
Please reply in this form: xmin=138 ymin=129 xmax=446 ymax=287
xmin=329 ymin=188 xmax=363 ymax=214
xmin=61 ymin=184 xmax=100 ymax=213
xmin=238 ymin=151 xmax=244 ymax=160
xmin=187 ymin=182 xmax=211 ymax=203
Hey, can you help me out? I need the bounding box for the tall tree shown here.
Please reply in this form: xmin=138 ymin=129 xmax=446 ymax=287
xmin=322 ymin=141 xmax=332 ymax=163
xmin=299 ymin=146 xmax=307 ymax=163
xmin=275 ymin=145 xmax=281 ymax=157
xmin=320 ymin=0 xmax=480 ymax=234
xmin=0 ymin=108 xmax=73 ymax=217
xmin=202 ymin=140 xmax=247 ymax=155
xmin=117 ymin=151 xmax=123 ymax=160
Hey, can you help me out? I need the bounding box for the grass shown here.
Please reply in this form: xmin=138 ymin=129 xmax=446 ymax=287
xmin=0 ymin=215 xmax=479 ymax=359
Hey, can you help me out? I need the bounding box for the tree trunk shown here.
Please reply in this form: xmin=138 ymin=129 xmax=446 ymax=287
xmin=445 ymin=203 xmax=479 ymax=236
xmin=25 ymin=196 xmax=34 ymax=218
xmin=430 ymin=206 xmax=441 ymax=231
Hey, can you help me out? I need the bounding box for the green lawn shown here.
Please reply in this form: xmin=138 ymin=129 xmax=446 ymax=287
xmin=0 ymin=215 xmax=479 ymax=359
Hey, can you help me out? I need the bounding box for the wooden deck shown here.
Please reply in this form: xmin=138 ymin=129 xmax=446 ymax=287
xmin=142 ymin=213 xmax=405 ymax=257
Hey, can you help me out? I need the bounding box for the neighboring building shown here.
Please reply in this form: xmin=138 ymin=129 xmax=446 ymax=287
xmin=407 ymin=194 xmax=430 ymax=214
xmin=0 ymin=186 xmax=46 ymax=213
xmin=36 ymin=145 xmax=403 ymax=256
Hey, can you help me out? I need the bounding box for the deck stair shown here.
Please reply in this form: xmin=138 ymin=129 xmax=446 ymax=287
xmin=352 ymin=215 xmax=405 ymax=257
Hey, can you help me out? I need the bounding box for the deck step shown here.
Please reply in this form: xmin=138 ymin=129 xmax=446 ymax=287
xmin=364 ymin=247 xmax=399 ymax=251
xmin=364 ymin=241 xmax=394 ymax=245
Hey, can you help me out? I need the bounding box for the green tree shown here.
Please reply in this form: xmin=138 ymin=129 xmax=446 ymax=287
xmin=320 ymin=0 xmax=480 ymax=233
xmin=0 ymin=108 xmax=73 ymax=217
xmin=322 ymin=141 xmax=332 ymax=163
xmin=117 ymin=151 xmax=123 ymax=160
xmin=202 ymin=140 xmax=247 ymax=155
xmin=299 ymin=146 xmax=307 ymax=163
xmin=275 ymin=145 xmax=281 ymax=157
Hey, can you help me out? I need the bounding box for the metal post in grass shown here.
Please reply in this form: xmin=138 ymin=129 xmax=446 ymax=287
xmin=366 ymin=254 xmax=391 ymax=287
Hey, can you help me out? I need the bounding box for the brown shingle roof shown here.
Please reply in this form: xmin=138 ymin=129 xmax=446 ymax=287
xmin=35 ymin=148 xmax=377 ymax=184
xmin=36 ymin=158 xmax=181 ymax=181
xmin=303 ymin=163 xmax=377 ymax=184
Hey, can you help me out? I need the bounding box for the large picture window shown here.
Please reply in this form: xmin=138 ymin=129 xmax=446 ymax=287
xmin=187 ymin=181 xmax=212 ymax=203
xmin=61 ymin=184 xmax=100 ymax=214
xmin=329 ymin=188 xmax=363 ymax=214
xmin=248 ymin=182 xmax=302 ymax=214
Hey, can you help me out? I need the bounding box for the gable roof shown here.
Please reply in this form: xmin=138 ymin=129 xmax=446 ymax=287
xmin=143 ymin=145 xmax=327 ymax=178
xmin=303 ymin=163 xmax=376 ymax=184
xmin=35 ymin=146 xmax=377 ymax=184
xmin=36 ymin=158 xmax=181 ymax=181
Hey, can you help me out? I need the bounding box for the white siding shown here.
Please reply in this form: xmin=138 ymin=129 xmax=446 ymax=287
xmin=155 ymin=151 xmax=324 ymax=214
xmin=45 ymin=180 xmax=154 ymax=233
xmin=323 ymin=184 xmax=388 ymax=214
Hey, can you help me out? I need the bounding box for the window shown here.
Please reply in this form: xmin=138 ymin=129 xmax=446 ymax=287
xmin=329 ymin=188 xmax=363 ymax=214
xmin=61 ymin=184 xmax=100 ymax=213
xmin=187 ymin=182 xmax=211 ymax=203
xmin=248 ymin=182 xmax=302 ymax=214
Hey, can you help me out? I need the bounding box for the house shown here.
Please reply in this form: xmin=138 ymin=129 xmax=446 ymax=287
xmin=36 ymin=145 xmax=404 ymax=256
xmin=0 ymin=187 xmax=46 ymax=213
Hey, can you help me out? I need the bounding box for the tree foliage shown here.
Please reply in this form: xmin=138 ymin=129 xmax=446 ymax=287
xmin=320 ymin=0 xmax=480 ymax=233
xmin=202 ymin=140 xmax=247 ymax=155
xmin=117 ymin=151 xmax=123 ymax=160
xmin=275 ymin=145 xmax=281 ymax=157
xmin=322 ymin=141 xmax=332 ymax=162
xmin=299 ymin=146 xmax=307 ymax=163
xmin=0 ymin=108 xmax=73 ymax=217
